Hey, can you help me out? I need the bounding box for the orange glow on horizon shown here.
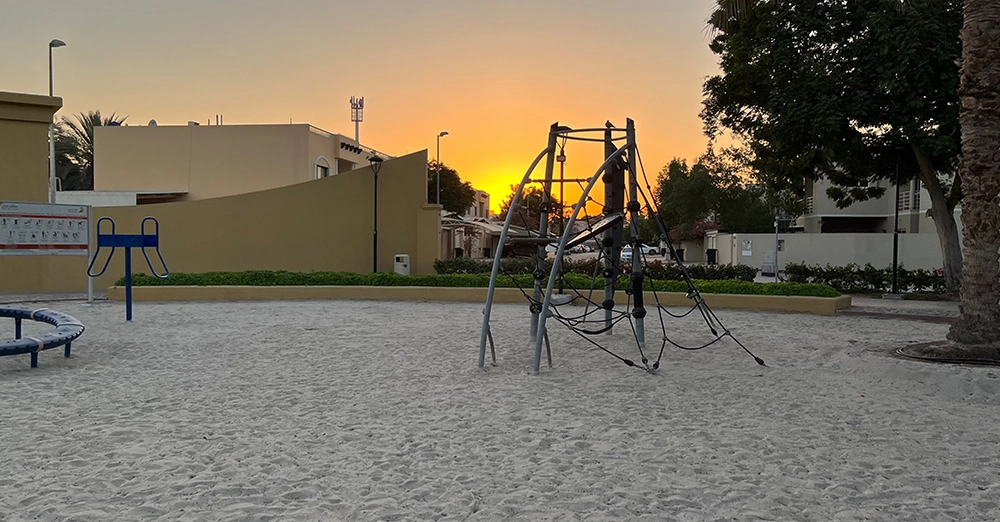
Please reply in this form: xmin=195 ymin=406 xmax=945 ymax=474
xmin=1 ymin=0 xmax=725 ymax=215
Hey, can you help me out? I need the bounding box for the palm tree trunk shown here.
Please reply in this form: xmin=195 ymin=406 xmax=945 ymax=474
xmin=948 ymin=0 xmax=1000 ymax=346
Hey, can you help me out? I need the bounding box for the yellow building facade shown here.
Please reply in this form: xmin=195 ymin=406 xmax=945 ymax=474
xmin=1 ymin=93 xmax=440 ymax=293
xmin=94 ymin=123 xmax=375 ymax=202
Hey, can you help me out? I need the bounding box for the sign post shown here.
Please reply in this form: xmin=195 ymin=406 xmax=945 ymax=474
xmin=0 ymin=201 xmax=92 ymax=299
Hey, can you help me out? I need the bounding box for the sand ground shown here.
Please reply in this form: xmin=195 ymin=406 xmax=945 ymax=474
xmin=1 ymin=296 xmax=997 ymax=521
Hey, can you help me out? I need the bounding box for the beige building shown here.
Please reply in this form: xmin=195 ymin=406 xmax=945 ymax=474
xmin=799 ymin=176 xmax=937 ymax=234
xmin=667 ymin=177 xmax=961 ymax=271
xmin=1 ymin=93 xmax=440 ymax=293
xmin=90 ymin=123 xmax=379 ymax=204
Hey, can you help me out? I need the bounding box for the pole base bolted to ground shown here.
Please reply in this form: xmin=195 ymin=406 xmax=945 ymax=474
xmin=87 ymin=217 xmax=170 ymax=321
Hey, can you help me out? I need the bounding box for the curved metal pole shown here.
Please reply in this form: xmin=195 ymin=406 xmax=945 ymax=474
xmin=531 ymin=125 xmax=560 ymax=344
xmin=533 ymin=143 xmax=630 ymax=372
xmin=478 ymin=145 xmax=554 ymax=368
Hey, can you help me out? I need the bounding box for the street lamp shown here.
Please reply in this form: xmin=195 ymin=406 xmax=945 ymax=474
xmin=49 ymin=38 xmax=66 ymax=204
xmin=369 ymin=153 xmax=384 ymax=273
xmin=436 ymin=131 xmax=448 ymax=205
xmin=891 ymin=158 xmax=901 ymax=294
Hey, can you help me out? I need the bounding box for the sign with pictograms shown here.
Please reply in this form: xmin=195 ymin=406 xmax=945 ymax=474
xmin=0 ymin=201 xmax=91 ymax=256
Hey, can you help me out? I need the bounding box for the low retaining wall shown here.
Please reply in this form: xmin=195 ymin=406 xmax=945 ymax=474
xmin=106 ymin=286 xmax=851 ymax=316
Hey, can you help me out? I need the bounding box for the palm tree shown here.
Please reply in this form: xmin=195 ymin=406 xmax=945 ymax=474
xmin=52 ymin=124 xmax=81 ymax=189
xmin=708 ymin=0 xmax=999 ymax=354
xmin=707 ymin=0 xmax=756 ymax=32
xmin=56 ymin=110 xmax=127 ymax=190
xmin=946 ymin=0 xmax=1000 ymax=348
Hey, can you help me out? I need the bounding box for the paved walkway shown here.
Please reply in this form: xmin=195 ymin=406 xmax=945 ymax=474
xmin=0 ymin=292 xmax=103 ymax=305
xmin=840 ymin=295 xmax=959 ymax=323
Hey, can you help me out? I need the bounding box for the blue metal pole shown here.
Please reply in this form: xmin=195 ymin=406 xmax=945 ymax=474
xmin=15 ymin=317 xmax=21 ymax=339
xmin=125 ymin=247 xmax=133 ymax=321
xmin=65 ymin=341 xmax=71 ymax=358
xmin=31 ymin=352 xmax=38 ymax=368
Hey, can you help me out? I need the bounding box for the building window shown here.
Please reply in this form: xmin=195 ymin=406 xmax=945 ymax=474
xmin=315 ymin=156 xmax=332 ymax=179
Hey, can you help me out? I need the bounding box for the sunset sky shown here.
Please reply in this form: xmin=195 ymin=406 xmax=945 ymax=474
xmin=2 ymin=0 xmax=725 ymax=213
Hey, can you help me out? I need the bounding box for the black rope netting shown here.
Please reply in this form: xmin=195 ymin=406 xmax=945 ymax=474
xmin=501 ymin=146 xmax=765 ymax=372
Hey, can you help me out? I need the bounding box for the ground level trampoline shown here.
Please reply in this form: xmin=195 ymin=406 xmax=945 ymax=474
xmin=0 ymin=307 xmax=85 ymax=368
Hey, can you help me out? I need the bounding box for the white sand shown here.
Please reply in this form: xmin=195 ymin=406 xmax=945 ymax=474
xmin=1 ymin=298 xmax=998 ymax=521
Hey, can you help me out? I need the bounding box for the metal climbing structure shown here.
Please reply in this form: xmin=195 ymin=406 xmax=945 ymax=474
xmin=478 ymin=120 xmax=765 ymax=373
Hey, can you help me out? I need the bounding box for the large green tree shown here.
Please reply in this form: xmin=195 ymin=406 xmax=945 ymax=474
xmin=427 ymin=160 xmax=476 ymax=214
xmin=654 ymin=154 xmax=801 ymax=237
xmin=55 ymin=110 xmax=128 ymax=190
xmin=708 ymin=0 xmax=1000 ymax=352
xmin=655 ymin=159 xmax=718 ymax=230
xmin=702 ymin=0 xmax=964 ymax=293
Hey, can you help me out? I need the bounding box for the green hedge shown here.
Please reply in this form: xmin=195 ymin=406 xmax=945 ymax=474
xmin=784 ymin=262 xmax=945 ymax=294
xmin=118 ymin=270 xmax=839 ymax=298
xmin=433 ymin=258 xmax=757 ymax=281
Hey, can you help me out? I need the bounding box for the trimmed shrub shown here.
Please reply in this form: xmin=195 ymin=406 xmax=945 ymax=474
xmin=784 ymin=262 xmax=945 ymax=294
xmin=433 ymin=257 xmax=755 ymax=281
xmin=120 ymin=270 xmax=839 ymax=298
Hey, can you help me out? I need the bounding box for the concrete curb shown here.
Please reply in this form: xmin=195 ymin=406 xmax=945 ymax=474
xmin=106 ymin=286 xmax=851 ymax=316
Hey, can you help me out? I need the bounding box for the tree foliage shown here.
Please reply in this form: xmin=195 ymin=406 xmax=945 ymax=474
xmin=653 ymin=153 xmax=803 ymax=238
xmin=427 ymin=160 xmax=476 ymax=214
xmin=497 ymin=185 xmax=558 ymax=231
xmin=55 ymin=110 xmax=128 ymax=190
xmin=702 ymin=0 xmax=964 ymax=291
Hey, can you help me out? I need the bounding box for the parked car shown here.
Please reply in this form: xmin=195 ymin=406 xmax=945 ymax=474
xmin=621 ymin=246 xmax=633 ymax=263
xmin=639 ymin=244 xmax=660 ymax=256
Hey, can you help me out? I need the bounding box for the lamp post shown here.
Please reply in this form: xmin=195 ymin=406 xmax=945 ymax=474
xmin=48 ymin=38 xmax=66 ymax=204
xmin=369 ymin=154 xmax=384 ymax=273
xmin=436 ymin=131 xmax=448 ymax=205
xmin=891 ymin=159 xmax=901 ymax=294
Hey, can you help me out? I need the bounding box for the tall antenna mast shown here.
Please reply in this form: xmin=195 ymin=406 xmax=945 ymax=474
xmin=350 ymin=96 xmax=364 ymax=143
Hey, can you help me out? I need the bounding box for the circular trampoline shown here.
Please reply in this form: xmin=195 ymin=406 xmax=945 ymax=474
xmin=0 ymin=307 xmax=85 ymax=368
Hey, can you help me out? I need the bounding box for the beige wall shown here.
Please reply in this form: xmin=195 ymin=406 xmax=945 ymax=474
xmin=714 ymin=232 xmax=947 ymax=270
xmin=95 ymin=124 xmax=315 ymax=200
xmin=1 ymin=151 xmax=441 ymax=293
xmin=0 ymin=92 xmax=71 ymax=292
xmin=0 ymin=92 xmax=61 ymax=202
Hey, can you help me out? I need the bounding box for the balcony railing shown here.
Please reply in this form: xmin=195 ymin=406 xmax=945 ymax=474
xmin=897 ymin=190 xmax=911 ymax=211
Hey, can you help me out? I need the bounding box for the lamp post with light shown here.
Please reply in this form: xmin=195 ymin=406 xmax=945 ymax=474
xmin=369 ymin=154 xmax=384 ymax=273
xmin=436 ymin=131 xmax=448 ymax=205
xmin=48 ymin=38 xmax=66 ymax=204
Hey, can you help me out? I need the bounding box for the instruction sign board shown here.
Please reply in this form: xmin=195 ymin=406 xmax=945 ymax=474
xmin=0 ymin=201 xmax=90 ymax=256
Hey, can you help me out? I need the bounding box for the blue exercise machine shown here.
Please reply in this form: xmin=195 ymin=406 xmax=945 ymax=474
xmin=88 ymin=217 xmax=169 ymax=321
